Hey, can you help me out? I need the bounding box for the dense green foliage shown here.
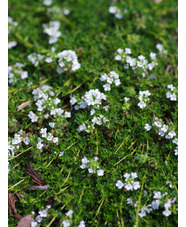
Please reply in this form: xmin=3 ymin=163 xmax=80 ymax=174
xmin=8 ymin=0 xmax=177 ymax=226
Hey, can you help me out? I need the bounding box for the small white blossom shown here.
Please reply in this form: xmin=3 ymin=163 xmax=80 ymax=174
xmin=66 ymin=210 xmax=73 ymax=218
xmin=70 ymin=97 xmax=77 ymax=105
xmin=144 ymin=123 xmax=151 ymax=131
xmin=37 ymin=142 xmax=44 ymax=149
xmin=103 ymin=84 xmax=111 ymax=91
xmin=97 ymin=169 xmax=104 ymax=176
xmin=116 ymin=180 xmax=124 ymax=189
xmin=78 ymin=220 xmax=86 ymax=227
xmin=62 ymin=220 xmax=71 ymax=227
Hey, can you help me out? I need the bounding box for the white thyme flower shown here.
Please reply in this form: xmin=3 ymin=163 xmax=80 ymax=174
xmin=78 ymin=220 xmax=86 ymax=227
xmin=144 ymin=123 xmax=151 ymax=131
xmin=65 ymin=210 xmax=73 ymax=218
xmin=115 ymin=180 xmax=124 ymax=189
xmin=97 ymin=169 xmax=104 ymax=176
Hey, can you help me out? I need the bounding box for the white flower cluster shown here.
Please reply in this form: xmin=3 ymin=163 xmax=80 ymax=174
xmin=137 ymin=90 xmax=151 ymax=109
xmin=109 ymin=6 xmax=127 ymax=19
xmin=8 ymin=41 xmax=17 ymax=49
xmin=40 ymin=128 xmax=59 ymax=144
xmin=115 ymin=172 xmax=140 ymax=191
xmin=166 ymin=84 xmax=177 ymax=101
xmin=80 ymin=157 xmax=104 ymax=176
xmin=73 ymin=89 xmax=108 ymax=133
xmin=43 ymin=21 xmax=61 ymax=44
xmin=144 ymin=117 xmax=178 ymax=155
xmin=31 ymin=205 xmax=51 ymax=227
xmin=62 ymin=210 xmax=84 ymax=227
xmin=8 ymin=17 xmax=18 ymax=34
xmin=8 ymin=63 xmax=28 ymax=84
xmin=138 ymin=191 xmax=176 ymax=218
xmin=100 ymin=71 xmax=121 ymax=91
xmin=84 ymin=89 xmax=107 ymax=106
xmin=92 ymin=115 xmax=109 ymax=126
xmin=8 ymin=130 xmax=30 ymax=162
xmin=28 ymin=53 xmax=45 ymax=66
xmin=47 ymin=6 xmax=70 ymax=16
xmin=29 ymin=85 xmax=71 ymax=126
xmin=57 ymin=50 xmax=81 ymax=72
xmin=115 ymin=48 xmax=158 ymax=77
xmin=156 ymin=44 xmax=168 ymax=55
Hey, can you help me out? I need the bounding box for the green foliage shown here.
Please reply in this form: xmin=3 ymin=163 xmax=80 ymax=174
xmin=8 ymin=0 xmax=177 ymax=226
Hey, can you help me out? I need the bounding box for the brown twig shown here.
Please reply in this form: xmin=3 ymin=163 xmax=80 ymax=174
xmin=8 ymin=192 xmax=23 ymax=220
xmin=27 ymin=161 xmax=46 ymax=186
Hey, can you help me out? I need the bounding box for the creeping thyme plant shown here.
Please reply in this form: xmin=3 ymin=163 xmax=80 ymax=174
xmin=8 ymin=0 xmax=177 ymax=226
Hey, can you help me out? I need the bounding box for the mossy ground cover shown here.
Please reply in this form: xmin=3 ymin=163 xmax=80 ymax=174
xmin=8 ymin=0 xmax=178 ymax=226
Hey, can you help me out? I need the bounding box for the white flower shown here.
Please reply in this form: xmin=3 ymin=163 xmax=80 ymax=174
xmin=77 ymin=124 xmax=86 ymax=132
xmin=97 ymin=169 xmax=104 ymax=176
xmin=123 ymin=173 xmax=130 ymax=180
xmin=115 ymin=55 xmax=121 ymax=60
xmin=63 ymin=8 xmax=70 ymax=15
xmin=151 ymin=199 xmax=161 ymax=210
xmin=126 ymin=198 xmax=133 ymax=204
xmin=36 ymin=215 xmax=42 ymax=223
xmin=138 ymin=55 xmax=146 ymax=61
xmin=84 ymin=89 xmax=106 ymax=106
xmin=124 ymin=97 xmax=130 ymax=102
xmin=41 ymin=128 xmax=47 ymax=138
xmin=116 ymin=180 xmax=124 ymax=189
xmin=153 ymin=191 xmax=162 ymax=199
xmin=53 ymin=137 xmax=59 ymax=143
xmin=150 ymin=52 xmax=156 ymax=60
xmin=39 ymin=209 xmax=47 ymax=217
xmin=114 ymin=79 xmax=121 ymax=86
xmin=125 ymin=183 xmax=133 ymax=191
xmin=109 ymin=6 xmax=117 ymax=14
xmin=65 ymin=111 xmax=71 ymax=118
xmin=8 ymin=41 xmax=17 ymax=49
xmin=43 ymin=0 xmax=52 ymax=6
xmin=133 ymin=181 xmax=140 ymax=190
xmin=62 ymin=220 xmax=71 ymax=227
xmin=167 ymin=84 xmax=174 ymax=91
xmin=156 ymin=44 xmax=164 ymax=51
xmin=103 ymin=84 xmax=111 ymax=91
xmin=54 ymin=98 xmax=60 ymax=105
xmin=115 ymin=13 xmax=123 ymax=19
xmin=82 ymin=157 xmax=89 ymax=164
xmin=70 ymin=97 xmax=77 ymax=105
xmin=163 ymin=208 xmax=171 ymax=217
xmin=66 ymin=210 xmax=73 ymax=218
xmin=138 ymin=208 xmax=147 ymax=217
xmin=59 ymin=151 xmax=64 ymax=157
xmin=174 ymin=146 xmax=178 ymax=155
xmin=153 ymin=121 xmax=162 ymax=128
xmin=125 ymin=48 xmax=132 ymax=54
xmin=49 ymin=122 xmax=55 ymax=128
xmin=131 ymin=172 xmax=138 ymax=179
xmin=138 ymin=101 xmax=146 ymax=109
xmin=144 ymin=123 xmax=151 ymax=131
xmin=28 ymin=111 xmax=38 ymax=122
xmin=31 ymin=222 xmax=38 ymax=227
xmin=78 ymin=220 xmax=86 ymax=227
xmin=45 ymin=57 xmax=53 ymax=63
xmin=165 ymin=131 xmax=176 ymax=139
xmin=88 ymin=167 xmax=94 ymax=173
xmin=23 ymin=136 xmax=30 ymax=145
xmin=117 ymin=48 xmax=123 ymax=54
xmin=90 ymin=109 xmax=95 ymax=115
xmin=170 ymin=93 xmax=176 ymax=101
xmin=47 ymin=133 xmax=53 ymax=141
xmin=37 ymin=142 xmax=44 ymax=149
